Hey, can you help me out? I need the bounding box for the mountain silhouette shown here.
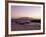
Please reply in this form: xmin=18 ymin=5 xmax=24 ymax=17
xmin=15 ymin=17 xmax=31 ymax=24
xmin=11 ymin=17 xmax=41 ymax=25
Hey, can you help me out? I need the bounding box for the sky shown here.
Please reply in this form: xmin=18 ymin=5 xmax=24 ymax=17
xmin=11 ymin=6 xmax=41 ymax=19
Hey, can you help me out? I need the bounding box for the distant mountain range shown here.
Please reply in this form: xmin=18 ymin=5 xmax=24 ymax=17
xmin=11 ymin=17 xmax=41 ymax=25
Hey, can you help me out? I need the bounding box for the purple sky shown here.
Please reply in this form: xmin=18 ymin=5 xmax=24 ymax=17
xmin=11 ymin=6 xmax=41 ymax=19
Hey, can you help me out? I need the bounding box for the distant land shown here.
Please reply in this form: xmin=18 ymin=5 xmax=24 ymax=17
xmin=11 ymin=17 xmax=41 ymax=31
xmin=11 ymin=17 xmax=41 ymax=23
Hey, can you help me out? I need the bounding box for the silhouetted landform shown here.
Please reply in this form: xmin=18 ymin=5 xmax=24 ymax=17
xmin=31 ymin=19 xmax=41 ymax=23
xmin=11 ymin=17 xmax=41 ymax=24
xmin=11 ymin=17 xmax=41 ymax=31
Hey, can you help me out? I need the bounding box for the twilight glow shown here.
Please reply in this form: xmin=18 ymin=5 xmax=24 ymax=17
xmin=11 ymin=6 xmax=41 ymax=19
